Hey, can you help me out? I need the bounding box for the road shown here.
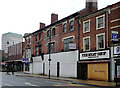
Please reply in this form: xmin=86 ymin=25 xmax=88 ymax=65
xmin=1 ymin=72 xmax=99 ymax=88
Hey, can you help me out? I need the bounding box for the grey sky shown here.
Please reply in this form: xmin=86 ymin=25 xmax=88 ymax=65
xmin=0 ymin=0 xmax=119 ymax=49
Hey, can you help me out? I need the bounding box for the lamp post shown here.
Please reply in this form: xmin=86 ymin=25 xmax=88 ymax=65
xmin=48 ymin=29 xmax=51 ymax=79
xmin=12 ymin=41 xmax=14 ymax=75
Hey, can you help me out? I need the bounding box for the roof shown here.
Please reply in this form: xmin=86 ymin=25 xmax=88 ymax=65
xmin=2 ymin=32 xmax=22 ymax=37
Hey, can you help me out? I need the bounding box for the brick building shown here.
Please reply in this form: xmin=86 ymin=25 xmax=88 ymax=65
xmin=23 ymin=0 xmax=120 ymax=81
xmin=8 ymin=42 xmax=25 ymax=71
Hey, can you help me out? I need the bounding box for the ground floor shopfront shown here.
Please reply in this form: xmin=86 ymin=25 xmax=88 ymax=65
xmin=22 ymin=58 xmax=31 ymax=73
xmin=77 ymin=49 xmax=110 ymax=81
xmin=5 ymin=60 xmax=23 ymax=72
xmin=77 ymin=61 xmax=110 ymax=81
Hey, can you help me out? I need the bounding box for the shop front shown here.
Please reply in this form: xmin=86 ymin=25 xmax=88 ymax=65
xmin=78 ymin=49 xmax=110 ymax=81
xmin=22 ymin=58 xmax=30 ymax=73
xmin=111 ymin=45 xmax=120 ymax=82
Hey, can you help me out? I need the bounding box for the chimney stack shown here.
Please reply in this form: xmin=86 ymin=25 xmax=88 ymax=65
xmin=86 ymin=0 xmax=98 ymax=12
xmin=51 ymin=13 xmax=58 ymax=24
xmin=40 ymin=22 xmax=45 ymax=29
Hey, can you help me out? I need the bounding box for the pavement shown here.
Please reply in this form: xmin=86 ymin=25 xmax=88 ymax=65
xmin=5 ymin=72 xmax=119 ymax=87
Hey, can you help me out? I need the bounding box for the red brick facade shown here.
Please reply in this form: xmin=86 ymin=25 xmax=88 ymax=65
xmin=24 ymin=1 xmax=120 ymax=58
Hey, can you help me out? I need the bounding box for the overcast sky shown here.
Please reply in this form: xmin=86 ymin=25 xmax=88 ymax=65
xmin=0 ymin=0 xmax=119 ymax=49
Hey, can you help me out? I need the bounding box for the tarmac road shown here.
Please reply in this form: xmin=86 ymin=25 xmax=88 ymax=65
xmin=1 ymin=72 xmax=100 ymax=88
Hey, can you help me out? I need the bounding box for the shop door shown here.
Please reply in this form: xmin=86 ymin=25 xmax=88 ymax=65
xmin=81 ymin=63 xmax=87 ymax=80
xmin=78 ymin=63 xmax=87 ymax=80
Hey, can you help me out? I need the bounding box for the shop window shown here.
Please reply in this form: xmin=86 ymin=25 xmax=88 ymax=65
xmin=83 ymin=36 xmax=90 ymax=51
xmin=96 ymin=33 xmax=105 ymax=50
xmin=25 ymin=62 xmax=29 ymax=71
xmin=63 ymin=37 xmax=74 ymax=51
xmin=83 ymin=20 xmax=90 ymax=33
xmin=96 ymin=14 xmax=105 ymax=29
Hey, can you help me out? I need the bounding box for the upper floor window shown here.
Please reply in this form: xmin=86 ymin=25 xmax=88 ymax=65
xmin=48 ymin=42 xmax=55 ymax=53
xmin=63 ymin=37 xmax=74 ymax=51
xmin=63 ymin=23 xmax=67 ymax=33
xmin=52 ymin=28 xmax=55 ymax=36
xmin=26 ymin=37 xmax=28 ymax=44
xmin=83 ymin=20 xmax=90 ymax=33
xmin=83 ymin=36 xmax=90 ymax=51
xmin=96 ymin=33 xmax=105 ymax=50
xmin=36 ymin=47 xmax=39 ymax=56
xmin=69 ymin=20 xmax=74 ymax=31
xmin=29 ymin=36 xmax=31 ymax=44
xmin=96 ymin=14 xmax=105 ymax=30
xmin=47 ymin=29 xmax=51 ymax=37
xmin=39 ymin=33 xmax=41 ymax=40
xmin=35 ymin=35 xmax=38 ymax=41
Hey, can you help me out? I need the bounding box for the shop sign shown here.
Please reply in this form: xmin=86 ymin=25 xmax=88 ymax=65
xmin=111 ymin=31 xmax=118 ymax=41
xmin=114 ymin=46 xmax=120 ymax=55
xmin=33 ymin=56 xmax=43 ymax=62
xmin=69 ymin=43 xmax=76 ymax=49
xmin=80 ymin=50 xmax=109 ymax=60
xmin=22 ymin=58 xmax=30 ymax=62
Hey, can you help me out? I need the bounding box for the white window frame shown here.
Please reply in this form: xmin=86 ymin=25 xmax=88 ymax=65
xmin=96 ymin=33 xmax=105 ymax=50
xmin=83 ymin=36 xmax=90 ymax=51
xmin=69 ymin=18 xmax=74 ymax=31
xmin=63 ymin=23 xmax=67 ymax=33
xmin=29 ymin=36 xmax=31 ymax=44
xmin=96 ymin=14 xmax=105 ymax=30
xmin=83 ymin=19 xmax=90 ymax=33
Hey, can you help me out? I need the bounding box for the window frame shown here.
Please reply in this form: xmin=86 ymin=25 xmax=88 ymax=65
xmin=83 ymin=36 xmax=90 ymax=51
xmin=69 ymin=20 xmax=74 ymax=31
xmin=52 ymin=28 xmax=55 ymax=36
xmin=48 ymin=42 xmax=55 ymax=53
xmin=36 ymin=46 xmax=39 ymax=56
xmin=39 ymin=33 xmax=41 ymax=40
xmin=35 ymin=35 xmax=38 ymax=41
xmin=47 ymin=29 xmax=51 ymax=37
xmin=96 ymin=14 xmax=105 ymax=30
xmin=83 ymin=19 xmax=90 ymax=33
xmin=63 ymin=23 xmax=67 ymax=33
xmin=63 ymin=37 xmax=74 ymax=51
xmin=96 ymin=33 xmax=105 ymax=50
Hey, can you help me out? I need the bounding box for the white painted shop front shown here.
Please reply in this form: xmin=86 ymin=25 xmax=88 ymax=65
xmin=29 ymin=50 xmax=78 ymax=78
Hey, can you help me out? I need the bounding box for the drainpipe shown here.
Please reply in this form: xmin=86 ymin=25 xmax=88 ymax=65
xmin=106 ymin=8 xmax=114 ymax=82
xmin=106 ymin=9 xmax=109 ymax=48
xmin=78 ymin=14 xmax=80 ymax=61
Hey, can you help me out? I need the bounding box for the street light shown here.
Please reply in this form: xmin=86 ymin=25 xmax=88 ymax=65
xmin=48 ymin=29 xmax=51 ymax=79
xmin=12 ymin=41 xmax=14 ymax=75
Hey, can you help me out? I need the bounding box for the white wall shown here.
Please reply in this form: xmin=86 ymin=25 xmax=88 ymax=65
xmin=32 ymin=50 xmax=78 ymax=78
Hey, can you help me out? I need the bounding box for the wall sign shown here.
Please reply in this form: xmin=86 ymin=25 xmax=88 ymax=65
xmin=69 ymin=43 xmax=76 ymax=49
xmin=80 ymin=50 xmax=109 ymax=60
xmin=111 ymin=31 xmax=118 ymax=41
xmin=22 ymin=58 xmax=30 ymax=62
xmin=114 ymin=46 xmax=120 ymax=55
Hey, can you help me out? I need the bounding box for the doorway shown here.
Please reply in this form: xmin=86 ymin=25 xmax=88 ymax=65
xmin=78 ymin=63 xmax=87 ymax=80
xmin=57 ymin=62 xmax=60 ymax=77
